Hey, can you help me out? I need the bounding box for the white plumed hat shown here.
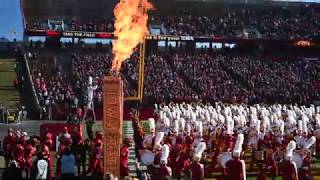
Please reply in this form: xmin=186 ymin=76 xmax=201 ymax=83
xmin=198 ymin=121 xmax=203 ymax=137
xmin=88 ymin=76 xmax=93 ymax=85
xmin=173 ymin=120 xmax=179 ymax=134
xmin=302 ymin=118 xmax=308 ymax=135
xmin=304 ymin=136 xmax=316 ymax=150
xmin=226 ymin=117 xmax=233 ymax=135
xmin=280 ymin=121 xmax=284 ymax=136
xmin=163 ymin=117 xmax=170 ymax=128
xmin=148 ymin=118 xmax=155 ymax=133
xmin=186 ymin=124 xmax=191 ymax=136
xmin=255 ymin=120 xmax=261 ymax=132
xmin=180 ymin=118 xmax=185 ymax=132
xmin=160 ymin=144 xmax=170 ymax=164
xmin=316 ymin=114 xmax=320 ymax=128
xmin=193 ymin=142 xmax=206 ymax=161
xmin=154 ymin=132 xmax=164 ymax=151
xmin=285 ymin=141 xmax=296 ymax=160
xmin=233 ymin=134 xmax=244 ymax=157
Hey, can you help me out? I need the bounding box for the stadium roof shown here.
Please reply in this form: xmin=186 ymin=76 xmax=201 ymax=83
xmin=22 ymin=0 xmax=117 ymax=22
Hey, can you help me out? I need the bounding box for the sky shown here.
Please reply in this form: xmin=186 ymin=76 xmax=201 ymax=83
xmin=0 ymin=0 xmax=24 ymax=41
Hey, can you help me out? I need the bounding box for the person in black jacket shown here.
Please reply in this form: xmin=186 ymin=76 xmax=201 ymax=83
xmin=2 ymin=160 xmax=23 ymax=180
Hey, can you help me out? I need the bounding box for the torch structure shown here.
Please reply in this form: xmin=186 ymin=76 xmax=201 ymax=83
xmin=103 ymin=75 xmax=124 ymax=177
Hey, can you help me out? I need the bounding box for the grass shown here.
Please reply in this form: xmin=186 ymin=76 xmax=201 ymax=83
xmin=0 ymin=58 xmax=19 ymax=110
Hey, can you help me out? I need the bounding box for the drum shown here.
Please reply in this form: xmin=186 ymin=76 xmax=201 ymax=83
xmin=292 ymin=152 xmax=303 ymax=168
xmin=141 ymin=150 xmax=155 ymax=165
xmin=218 ymin=152 xmax=232 ymax=168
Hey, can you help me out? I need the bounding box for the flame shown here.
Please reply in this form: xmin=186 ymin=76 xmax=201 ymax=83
xmin=112 ymin=0 xmax=154 ymax=73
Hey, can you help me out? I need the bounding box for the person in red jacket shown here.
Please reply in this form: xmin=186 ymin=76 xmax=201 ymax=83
xmin=3 ymin=128 xmax=16 ymax=168
xmin=299 ymin=136 xmax=315 ymax=180
xmin=41 ymin=144 xmax=52 ymax=179
xmin=173 ymin=146 xmax=190 ymax=178
xmin=120 ymin=138 xmax=130 ymax=178
xmin=158 ymin=144 xmax=172 ymax=180
xmin=282 ymin=141 xmax=298 ymax=180
xmin=24 ymin=140 xmax=35 ymax=178
xmin=13 ymin=143 xmax=25 ymax=167
xmin=191 ymin=142 xmax=206 ymax=180
xmin=42 ymin=130 xmax=53 ymax=150
xmin=225 ymin=134 xmax=246 ymax=180
xmin=86 ymin=139 xmax=103 ymax=176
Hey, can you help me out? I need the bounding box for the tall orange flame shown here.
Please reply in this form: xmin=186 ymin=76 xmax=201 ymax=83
xmin=112 ymin=0 xmax=154 ymax=73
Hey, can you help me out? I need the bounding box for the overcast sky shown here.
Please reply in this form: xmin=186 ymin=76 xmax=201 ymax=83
xmin=0 ymin=0 xmax=24 ymax=41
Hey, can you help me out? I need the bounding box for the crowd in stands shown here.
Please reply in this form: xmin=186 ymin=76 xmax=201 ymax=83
xmin=27 ymin=48 xmax=320 ymax=121
xmin=71 ymin=51 xmax=139 ymax=101
xmin=28 ymin=52 xmax=78 ymax=120
xmin=25 ymin=18 xmax=114 ymax=32
xmin=27 ymin=50 xmax=140 ymax=120
xmin=145 ymin=52 xmax=319 ymax=105
xmin=144 ymin=54 xmax=198 ymax=103
xmin=172 ymin=53 xmax=250 ymax=103
xmin=162 ymin=5 xmax=320 ymax=40
xmin=220 ymin=55 xmax=319 ymax=104
xmin=71 ymin=52 xmax=112 ymax=106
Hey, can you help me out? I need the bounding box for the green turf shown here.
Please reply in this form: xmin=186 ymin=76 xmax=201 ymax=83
xmin=0 ymin=58 xmax=19 ymax=110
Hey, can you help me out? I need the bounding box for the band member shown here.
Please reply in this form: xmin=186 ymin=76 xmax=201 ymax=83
xmin=174 ymin=145 xmax=190 ymax=178
xmin=3 ymin=128 xmax=16 ymax=168
xmin=314 ymin=114 xmax=320 ymax=157
xmin=13 ymin=143 xmax=25 ymax=169
xmin=20 ymin=132 xmax=29 ymax=146
xmin=158 ymin=144 xmax=172 ymax=179
xmin=71 ymin=127 xmax=82 ymax=175
xmin=42 ymin=130 xmax=53 ymax=150
xmin=24 ymin=140 xmax=35 ymax=178
xmin=294 ymin=121 xmax=307 ymax=149
xmin=299 ymin=136 xmax=316 ymax=179
xmin=225 ymin=134 xmax=246 ymax=180
xmin=86 ymin=139 xmax=103 ymax=175
xmin=151 ymin=132 xmax=165 ymax=178
xmin=41 ymin=144 xmax=52 ymax=179
xmin=191 ymin=142 xmax=206 ymax=180
xmin=142 ymin=118 xmax=156 ymax=152
xmin=282 ymin=141 xmax=298 ymax=180
xmin=120 ymin=138 xmax=130 ymax=178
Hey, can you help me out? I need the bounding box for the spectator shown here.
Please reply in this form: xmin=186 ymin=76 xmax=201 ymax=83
xmin=30 ymin=153 xmax=49 ymax=180
xmin=2 ymin=160 xmax=23 ymax=180
xmin=60 ymin=147 xmax=76 ymax=179
xmin=0 ymin=103 xmax=4 ymax=123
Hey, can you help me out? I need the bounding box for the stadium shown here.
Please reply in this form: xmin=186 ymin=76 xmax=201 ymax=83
xmin=0 ymin=0 xmax=319 ymax=179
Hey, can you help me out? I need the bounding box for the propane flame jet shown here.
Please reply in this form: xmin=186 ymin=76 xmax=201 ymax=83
xmin=111 ymin=0 xmax=154 ymax=73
